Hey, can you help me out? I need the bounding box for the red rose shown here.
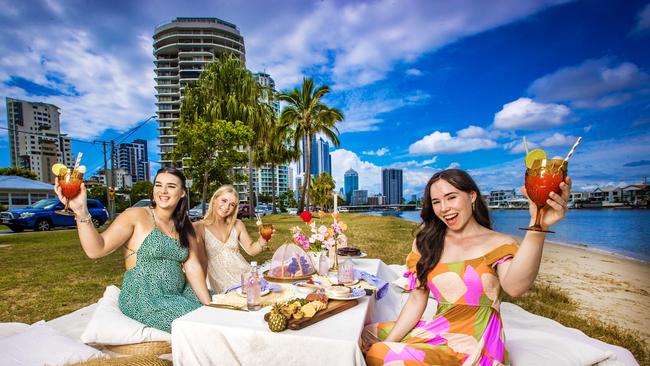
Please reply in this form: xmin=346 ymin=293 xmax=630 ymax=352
xmin=300 ymin=211 xmax=312 ymax=223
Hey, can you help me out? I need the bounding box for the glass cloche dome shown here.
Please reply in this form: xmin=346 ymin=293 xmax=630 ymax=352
xmin=265 ymin=243 xmax=316 ymax=282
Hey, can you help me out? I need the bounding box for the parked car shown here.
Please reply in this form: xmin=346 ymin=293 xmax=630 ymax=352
xmin=287 ymin=207 xmax=298 ymax=215
xmin=189 ymin=203 xmax=207 ymax=222
xmin=131 ymin=199 xmax=151 ymax=207
xmin=237 ymin=203 xmax=250 ymax=219
xmin=0 ymin=198 xmax=109 ymax=232
xmin=255 ymin=204 xmax=272 ymax=216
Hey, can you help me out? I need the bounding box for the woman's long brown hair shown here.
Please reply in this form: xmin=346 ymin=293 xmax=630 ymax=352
xmin=415 ymin=169 xmax=491 ymax=288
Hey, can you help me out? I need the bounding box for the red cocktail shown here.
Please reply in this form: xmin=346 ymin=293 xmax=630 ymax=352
xmin=260 ymin=223 xmax=273 ymax=241
xmin=521 ymin=159 xmax=567 ymax=233
xmin=53 ymin=164 xmax=85 ymax=216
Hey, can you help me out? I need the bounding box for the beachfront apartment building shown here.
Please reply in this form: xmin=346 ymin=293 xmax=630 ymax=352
xmin=5 ymin=97 xmax=74 ymax=183
xmin=488 ymin=189 xmax=516 ymax=207
xmin=153 ymin=17 xmax=245 ymax=165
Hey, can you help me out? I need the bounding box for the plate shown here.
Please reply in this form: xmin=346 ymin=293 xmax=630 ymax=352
xmin=328 ymin=277 xmax=360 ymax=286
xmin=235 ymin=287 xmax=270 ymax=297
xmin=326 ymin=291 xmax=366 ymax=301
xmin=338 ymin=252 xmax=368 ymax=258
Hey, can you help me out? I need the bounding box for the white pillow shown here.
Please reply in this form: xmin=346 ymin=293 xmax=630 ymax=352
xmin=0 ymin=322 xmax=104 ymax=366
xmin=80 ymin=285 xmax=171 ymax=345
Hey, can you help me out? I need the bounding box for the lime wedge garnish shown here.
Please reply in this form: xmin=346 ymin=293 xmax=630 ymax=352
xmin=525 ymin=148 xmax=547 ymax=169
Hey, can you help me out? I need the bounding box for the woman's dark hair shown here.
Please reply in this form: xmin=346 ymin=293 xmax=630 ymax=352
xmin=415 ymin=169 xmax=491 ymax=288
xmin=149 ymin=166 xmax=195 ymax=248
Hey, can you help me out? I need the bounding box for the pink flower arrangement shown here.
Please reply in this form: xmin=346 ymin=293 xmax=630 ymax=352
xmin=290 ymin=213 xmax=348 ymax=252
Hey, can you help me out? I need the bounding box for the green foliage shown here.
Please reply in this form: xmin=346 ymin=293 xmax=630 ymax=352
xmin=279 ymin=78 xmax=344 ymax=212
xmin=87 ymin=185 xmax=107 ymax=206
xmin=310 ymin=173 xmax=335 ymax=209
xmin=130 ymin=181 xmax=152 ymax=203
xmin=0 ymin=167 xmax=37 ymax=180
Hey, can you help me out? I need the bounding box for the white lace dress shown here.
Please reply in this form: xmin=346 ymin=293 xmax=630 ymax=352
xmin=204 ymin=227 xmax=251 ymax=294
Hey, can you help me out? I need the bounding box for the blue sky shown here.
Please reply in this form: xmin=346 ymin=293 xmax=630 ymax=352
xmin=1 ymin=0 xmax=649 ymax=198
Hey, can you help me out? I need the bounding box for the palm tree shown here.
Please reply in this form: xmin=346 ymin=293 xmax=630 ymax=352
xmin=279 ymin=78 xmax=344 ymax=213
xmin=310 ymin=172 xmax=336 ymax=210
xmin=254 ymin=113 xmax=299 ymax=213
xmin=179 ymin=53 xmax=272 ymax=217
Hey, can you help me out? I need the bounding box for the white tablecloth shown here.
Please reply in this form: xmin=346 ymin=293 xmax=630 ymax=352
xmin=172 ymin=258 xmax=392 ymax=366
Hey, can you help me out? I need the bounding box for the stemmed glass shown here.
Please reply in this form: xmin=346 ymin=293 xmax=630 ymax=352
xmin=56 ymin=167 xmax=84 ymax=216
xmin=520 ymin=158 xmax=567 ymax=233
xmin=260 ymin=223 xmax=274 ymax=242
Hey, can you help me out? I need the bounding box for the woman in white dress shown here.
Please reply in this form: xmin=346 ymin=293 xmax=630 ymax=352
xmin=194 ymin=185 xmax=270 ymax=293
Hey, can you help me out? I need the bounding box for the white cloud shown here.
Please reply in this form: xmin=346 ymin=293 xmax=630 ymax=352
xmin=635 ymin=3 xmax=650 ymax=32
xmin=504 ymin=139 xmax=538 ymax=154
xmin=540 ymin=133 xmax=578 ymax=147
xmin=405 ymin=68 xmax=424 ymax=77
xmin=245 ymin=0 xmax=568 ymax=89
xmin=493 ymin=98 xmax=573 ymax=130
xmin=408 ymin=131 xmax=498 ymax=155
xmin=584 ymin=124 xmax=593 ymax=132
xmin=362 ymin=147 xmax=390 ymax=156
xmin=457 ymin=125 xmax=488 ymax=138
xmin=330 ymin=149 xmax=438 ymax=198
xmin=447 ymin=162 xmax=460 ymax=169
xmin=527 ymin=58 xmax=650 ymax=109
xmin=340 ymin=90 xmax=431 ymax=132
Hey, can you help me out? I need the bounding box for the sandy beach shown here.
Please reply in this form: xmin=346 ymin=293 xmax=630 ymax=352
xmin=535 ymin=240 xmax=650 ymax=342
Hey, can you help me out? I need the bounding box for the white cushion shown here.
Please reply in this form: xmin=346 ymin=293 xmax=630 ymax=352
xmin=80 ymin=285 xmax=171 ymax=345
xmin=0 ymin=322 xmax=29 ymax=338
xmin=0 ymin=321 xmax=104 ymax=366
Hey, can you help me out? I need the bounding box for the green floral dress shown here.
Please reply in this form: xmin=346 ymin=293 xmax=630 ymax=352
xmin=118 ymin=209 xmax=201 ymax=332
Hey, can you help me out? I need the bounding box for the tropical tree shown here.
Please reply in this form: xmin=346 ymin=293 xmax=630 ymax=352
xmin=254 ymin=114 xmax=300 ymax=213
xmin=310 ymin=172 xmax=336 ymax=211
xmin=130 ymin=181 xmax=153 ymax=203
xmin=178 ymin=53 xmax=272 ymax=217
xmin=171 ymin=117 xmax=252 ymax=214
xmin=279 ymin=78 xmax=344 ymax=212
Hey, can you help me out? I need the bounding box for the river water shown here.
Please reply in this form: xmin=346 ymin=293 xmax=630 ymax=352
xmin=366 ymin=209 xmax=650 ymax=262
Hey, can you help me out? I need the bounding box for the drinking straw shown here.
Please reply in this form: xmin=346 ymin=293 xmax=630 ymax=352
xmin=73 ymin=152 xmax=83 ymax=170
xmin=523 ymin=136 xmax=529 ymax=154
xmin=564 ymin=137 xmax=582 ymax=161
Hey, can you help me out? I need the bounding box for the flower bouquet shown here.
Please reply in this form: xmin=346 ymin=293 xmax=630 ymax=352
xmin=290 ymin=210 xmax=348 ymax=270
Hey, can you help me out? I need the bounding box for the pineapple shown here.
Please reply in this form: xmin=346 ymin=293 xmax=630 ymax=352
xmin=268 ymin=304 xmax=288 ymax=332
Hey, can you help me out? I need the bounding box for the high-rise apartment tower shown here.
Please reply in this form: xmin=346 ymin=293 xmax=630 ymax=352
xmin=153 ymin=17 xmax=245 ymax=165
xmin=5 ymin=97 xmax=73 ymax=183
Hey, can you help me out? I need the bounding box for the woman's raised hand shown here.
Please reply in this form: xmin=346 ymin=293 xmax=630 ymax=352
xmin=521 ymin=176 xmax=572 ymax=230
xmin=54 ymin=177 xmax=89 ymax=214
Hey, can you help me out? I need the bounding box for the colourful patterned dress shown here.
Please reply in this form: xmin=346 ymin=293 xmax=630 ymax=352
xmin=118 ymin=209 xmax=201 ymax=332
xmin=364 ymin=244 xmax=518 ymax=366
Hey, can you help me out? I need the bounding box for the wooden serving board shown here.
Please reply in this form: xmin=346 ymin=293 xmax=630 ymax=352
xmin=287 ymin=299 xmax=358 ymax=330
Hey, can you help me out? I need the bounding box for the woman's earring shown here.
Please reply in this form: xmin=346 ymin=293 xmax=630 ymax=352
xmin=472 ymin=201 xmax=476 ymax=211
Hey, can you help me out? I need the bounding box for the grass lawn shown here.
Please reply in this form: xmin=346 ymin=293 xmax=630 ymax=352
xmin=0 ymin=213 xmax=647 ymax=363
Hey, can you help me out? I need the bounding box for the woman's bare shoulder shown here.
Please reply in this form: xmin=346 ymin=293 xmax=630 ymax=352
xmin=119 ymin=206 xmax=150 ymax=222
xmin=485 ymin=229 xmax=518 ymax=247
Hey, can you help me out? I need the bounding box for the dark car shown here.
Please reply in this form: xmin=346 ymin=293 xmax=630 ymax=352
xmin=237 ymin=203 xmax=251 ymax=219
xmin=0 ymin=198 xmax=109 ymax=232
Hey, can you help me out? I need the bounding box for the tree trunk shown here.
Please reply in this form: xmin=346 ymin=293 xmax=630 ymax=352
xmin=299 ymin=134 xmax=311 ymax=213
xmin=201 ymin=170 xmax=209 ymax=216
xmin=248 ymin=145 xmax=255 ymax=219
xmin=271 ymin=162 xmax=277 ymax=214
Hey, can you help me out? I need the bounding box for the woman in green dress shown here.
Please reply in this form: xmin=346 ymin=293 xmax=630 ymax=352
xmin=54 ymin=167 xmax=211 ymax=332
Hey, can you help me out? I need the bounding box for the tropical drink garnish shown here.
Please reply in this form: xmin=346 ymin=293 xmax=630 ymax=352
xmin=51 ymin=163 xmax=68 ymax=176
xmin=525 ymin=148 xmax=547 ymax=169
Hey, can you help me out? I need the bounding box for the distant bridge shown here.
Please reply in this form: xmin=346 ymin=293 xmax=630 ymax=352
xmin=340 ymin=204 xmax=419 ymax=212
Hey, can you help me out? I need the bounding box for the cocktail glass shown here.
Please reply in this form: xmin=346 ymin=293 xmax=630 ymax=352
xmin=520 ymin=159 xmax=567 ymax=233
xmin=56 ymin=168 xmax=84 ymax=216
xmin=260 ymin=223 xmax=274 ymax=242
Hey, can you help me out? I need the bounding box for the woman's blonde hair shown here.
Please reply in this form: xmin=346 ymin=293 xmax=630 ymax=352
xmin=202 ymin=185 xmax=240 ymax=231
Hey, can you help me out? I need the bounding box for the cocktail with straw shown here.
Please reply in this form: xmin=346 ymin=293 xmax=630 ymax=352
xmin=53 ymin=153 xmax=86 ymax=216
xmin=256 ymin=213 xmax=273 ymax=242
xmin=520 ymin=137 xmax=581 ymax=233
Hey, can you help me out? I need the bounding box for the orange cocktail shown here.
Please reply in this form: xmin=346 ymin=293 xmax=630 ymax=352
xmin=521 ymin=158 xmax=567 ymax=233
xmin=260 ymin=223 xmax=274 ymax=241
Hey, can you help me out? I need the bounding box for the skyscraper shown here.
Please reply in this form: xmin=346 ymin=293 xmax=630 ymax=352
xmin=382 ymin=168 xmax=403 ymax=205
xmin=299 ymin=137 xmax=331 ymax=178
xmin=344 ymin=169 xmax=359 ymax=203
xmin=5 ymin=97 xmax=73 ymax=183
xmin=253 ymin=72 xmax=279 ymax=113
xmin=114 ymin=139 xmax=149 ymax=183
xmin=153 ymin=17 xmax=245 ymax=165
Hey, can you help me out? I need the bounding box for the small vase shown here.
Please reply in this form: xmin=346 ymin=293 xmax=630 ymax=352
xmin=308 ymin=251 xmax=332 ymax=271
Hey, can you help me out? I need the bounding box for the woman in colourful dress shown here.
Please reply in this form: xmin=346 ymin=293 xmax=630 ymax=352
xmin=363 ymin=169 xmax=571 ymax=365
xmin=54 ymin=167 xmax=211 ymax=332
xmin=194 ymin=185 xmax=270 ymax=293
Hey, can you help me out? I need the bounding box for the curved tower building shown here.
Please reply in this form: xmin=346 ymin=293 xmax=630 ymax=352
xmin=153 ymin=17 xmax=245 ymax=164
